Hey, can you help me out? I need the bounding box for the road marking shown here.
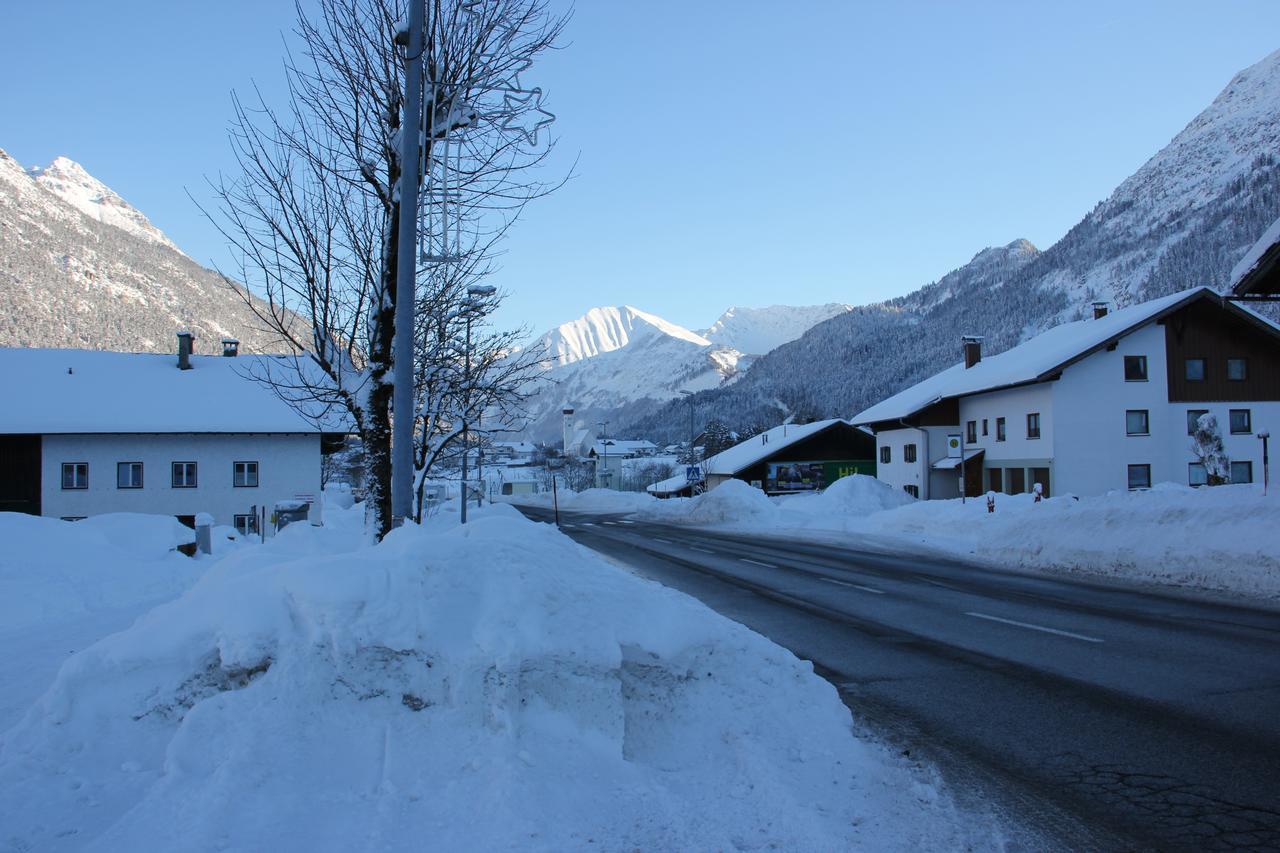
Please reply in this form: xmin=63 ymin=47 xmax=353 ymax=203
xmin=617 ymin=520 xmax=635 ymax=524
xmin=819 ymin=577 xmax=885 ymax=594
xmin=582 ymin=522 xmax=596 ymax=527
xmin=653 ymin=537 xmax=673 ymax=544
xmin=689 ymin=546 xmax=716 ymax=554
xmin=739 ymin=558 xmax=778 ymax=568
xmin=923 ymin=578 xmax=960 ymax=591
xmin=601 ymin=521 xmax=617 ymax=526
xmin=965 ymin=612 xmax=1104 ymax=644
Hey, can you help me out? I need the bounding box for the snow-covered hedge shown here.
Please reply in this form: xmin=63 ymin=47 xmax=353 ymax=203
xmin=0 ymin=513 xmax=199 ymax=630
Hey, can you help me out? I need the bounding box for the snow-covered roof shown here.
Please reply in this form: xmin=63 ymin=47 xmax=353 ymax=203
xmin=493 ymin=441 xmax=537 ymax=454
xmin=647 ymin=419 xmax=850 ymax=495
xmin=0 ymin=348 xmax=335 ymax=434
xmin=853 ymin=287 xmax=1233 ymax=426
xmin=1230 ymin=214 xmax=1280 ymax=294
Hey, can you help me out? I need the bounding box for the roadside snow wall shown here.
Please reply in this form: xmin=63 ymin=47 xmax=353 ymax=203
xmin=0 ymin=505 xmax=973 ymax=851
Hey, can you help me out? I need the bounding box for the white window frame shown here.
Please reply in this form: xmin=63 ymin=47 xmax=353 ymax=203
xmin=234 ymin=461 xmax=259 ymax=488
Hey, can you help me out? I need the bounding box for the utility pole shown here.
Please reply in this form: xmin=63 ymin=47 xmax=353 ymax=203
xmin=391 ymin=0 xmax=425 ymax=528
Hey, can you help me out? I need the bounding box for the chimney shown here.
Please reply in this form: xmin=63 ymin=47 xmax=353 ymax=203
xmin=962 ymin=335 xmax=983 ymax=369
xmin=221 ymin=337 xmax=240 ymax=357
xmin=177 ymin=331 xmax=195 ymax=370
xmin=1092 ymin=301 xmax=1109 ymax=320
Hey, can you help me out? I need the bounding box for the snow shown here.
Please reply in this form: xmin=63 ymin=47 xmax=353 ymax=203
xmin=0 ymin=513 xmax=198 ymax=633
xmin=0 ymin=503 xmax=985 ymax=851
xmin=0 ymin=348 xmax=330 ymax=434
xmin=0 ymin=513 xmax=203 ymax=734
xmin=853 ymin=287 xmax=1210 ymax=424
xmin=702 ymin=303 xmax=854 ymax=355
xmin=635 ymin=476 xmax=1280 ymax=601
xmin=27 ymin=156 xmax=182 ymax=252
xmin=1229 ymin=212 xmax=1280 ymax=291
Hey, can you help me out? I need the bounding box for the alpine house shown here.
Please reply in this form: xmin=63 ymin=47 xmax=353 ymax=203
xmin=852 ymin=287 xmax=1280 ymax=499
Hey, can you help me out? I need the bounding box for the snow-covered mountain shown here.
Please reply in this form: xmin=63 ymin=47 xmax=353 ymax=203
xmin=533 ymin=305 xmax=713 ymax=367
xmin=626 ymin=48 xmax=1280 ymax=442
xmin=27 ymin=157 xmax=180 ymax=252
xmin=518 ymin=305 xmax=750 ymax=443
xmin=0 ymin=149 xmax=285 ymax=354
xmin=702 ymin=303 xmax=852 ymax=355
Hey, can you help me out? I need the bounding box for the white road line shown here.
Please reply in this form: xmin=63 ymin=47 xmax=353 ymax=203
xmin=818 ymin=577 xmax=885 ymax=595
xmin=617 ymin=520 xmax=635 ymax=524
xmin=601 ymin=521 xmax=617 ymax=526
xmin=582 ymin=522 xmax=596 ymax=527
xmin=653 ymin=537 xmax=673 ymax=544
xmin=739 ymin=558 xmax=778 ymax=568
xmin=965 ymin=611 xmax=1104 ymax=644
xmin=923 ymin=578 xmax=960 ymax=591
xmin=689 ymin=546 xmax=716 ymax=554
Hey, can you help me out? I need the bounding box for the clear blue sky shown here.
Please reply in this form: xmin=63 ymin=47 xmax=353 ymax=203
xmin=3 ymin=2 xmax=1279 ymax=337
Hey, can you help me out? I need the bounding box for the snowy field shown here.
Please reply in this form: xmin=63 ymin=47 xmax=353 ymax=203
xmin=512 ymin=477 xmax=1280 ymax=602
xmin=0 ymin=503 xmax=993 ymax=851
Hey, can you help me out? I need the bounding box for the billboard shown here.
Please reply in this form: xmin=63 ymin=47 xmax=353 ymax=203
xmin=765 ymin=459 xmax=875 ymax=493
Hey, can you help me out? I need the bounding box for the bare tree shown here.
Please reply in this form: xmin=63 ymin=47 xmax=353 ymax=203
xmin=206 ymin=0 xmax=566 ymax=538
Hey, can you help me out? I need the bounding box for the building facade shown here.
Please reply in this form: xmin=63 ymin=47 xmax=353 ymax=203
xmin=855 ymin=289 xmax=1280 ymax=498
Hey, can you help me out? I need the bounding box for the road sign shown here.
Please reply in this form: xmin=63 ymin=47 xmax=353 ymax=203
xmin=686 ymin=465 xmax=702 ymax=483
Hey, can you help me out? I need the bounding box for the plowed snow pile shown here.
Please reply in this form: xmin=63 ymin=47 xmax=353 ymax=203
xmin=0 ymin=505 xmax=982 ymax=851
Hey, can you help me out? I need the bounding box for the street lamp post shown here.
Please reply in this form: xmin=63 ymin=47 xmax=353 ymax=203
xmin=459 ymin=285 xmax=495 ymax=524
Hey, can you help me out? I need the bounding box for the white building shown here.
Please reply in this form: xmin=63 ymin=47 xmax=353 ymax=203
xmin=0 ymin=343 xmax=343 ymax=534
xmin=852 ymin=288 xmax=1280 ymax=498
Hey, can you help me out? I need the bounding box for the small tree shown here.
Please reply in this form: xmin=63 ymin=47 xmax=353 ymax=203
xmin=1191 ymin=412 xmax=1231 ymax=485
xmin=702 ymin=418 xmax=734 ymax=458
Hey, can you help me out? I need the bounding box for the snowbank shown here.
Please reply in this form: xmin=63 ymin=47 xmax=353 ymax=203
xmin=0 ymin=513 xmax=200 ymax=631
xmin=860 ymin=483 xmax=1280 ymax=598
xmin=638 ymin=478 xmax=1280 ymax=600
xmin=0 ymin=505 xmax=978 ymax=851
xmin=506 ymin=486 xmax=658 ymax=514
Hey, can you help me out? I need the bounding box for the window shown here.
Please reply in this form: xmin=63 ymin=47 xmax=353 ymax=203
xmin=996 ymin=417 xmax=1006 ymax=442
xmin=1227 ymin=358 xmax=1248 ymax=381
xmin=879 ymin=447 xmax=891 ymax=464
xmin=233 ymin=514 xmax=259 ymax=536
xmin=1185 ymin=358 xmax=1207 ymax=382
xmin=233 ymin=461 xmax=259 ymax=488
xmin=117 ymin=462 xmax=143 ymax=489
xmin=61 ymin=516 xmax=86 ymax=522
xmin=1229 ymin=409 xmax=1252 ymax=435
xmin=1188 ymin=462 xmax=1208 ymax=487
xmin=1186 ymin=409 xmax=1209 ymax=435
xmin=982 ymin=419 xmax=989 ymax=437
xmin=1126 ymin=410 xmax=1150 ymax=436
xmin=1127 ymin=464 xmax=1151 ymax=490
xmin=1026 ymin=412 xmax=1041 ymax=439
xmin=171 ymin=461 xmax=198 ymax=488
xmin=1124 ymin=355 xmax=1148 ymax=381
xmin=61 ymin=462 xmax=88 ymax=490
xmin=903 ymin=485 xmax=919 ymax=498
xmin=1231 ymin=461 xmax=1253 ymax=484
xmin=904 ymin=443 xmax=918 ymax=463
xmin=966 ymin=421 xmax=977 ymax=444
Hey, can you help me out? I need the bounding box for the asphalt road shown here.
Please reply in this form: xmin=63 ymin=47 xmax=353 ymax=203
xmin=517 ymin=505 xmax=1280 ymax=852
